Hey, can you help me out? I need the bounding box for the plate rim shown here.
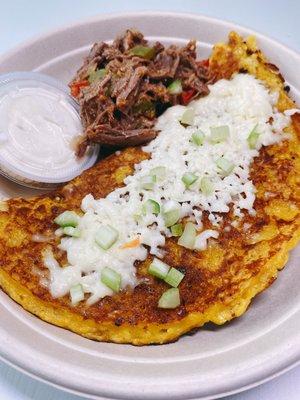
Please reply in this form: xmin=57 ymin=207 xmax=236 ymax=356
xmin=0 ymin=10 xmax=299 ymax=400
xmin=1 ymin=352 xmax=299 ymax=400
xmin=0 ymin=10 xmax=299 ymax=66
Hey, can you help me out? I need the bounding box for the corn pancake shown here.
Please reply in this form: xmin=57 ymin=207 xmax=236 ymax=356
xmin=0 ymin=32 xmax=299 ymax=345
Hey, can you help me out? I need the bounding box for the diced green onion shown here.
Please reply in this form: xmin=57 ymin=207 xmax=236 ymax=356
xmin=148 ymin=258 xmax=170 ymax=279
xmin=133 ymin=100 xmax=155 ymax=115
xmin=191 ymin=130 xmax=205 ymax=146
xmin=129 ymin=45 xmax=155 ymax=60
xmin=167 ymin=79 xmax=183 ymax=95
xmin=162 ymin=200 xmax=181 ymax=227
xmin=210 ymin=125 xmax=230 ymax=143
xmin=180 ymin=108 xmax=195 ymax=125
xmin=178 ymin=222 xmax=197 ymax=249
xmin=133 ymin=211 xmax=142 ymax=222
xmin=189 ymin=177 xmax=201 ymax=191
xmin=70 ymin=284 xmax=84 ymax=305
xmin=88 ymin=68 xmax=106 ymax=83
xmin=164 ymin=268 xmax=185 ymax=287
xmin=54 ymin=211 xmax=79 ymax=227
xmin=141 ymin=175 xmax=156 ymax=190
xmin=247 ymin=126 xmax=260 ymax=149
xmin=87 ymin=65 xmax=97 ymax=75
xmin=182 ymin=172 xmax=197 ymax=188
xmin=101 ymin=267 xmax=121 ymax=292
xmin=133 ymin=205 xmax=144 ymax=221
xmin=63 ymin=226 xmax=81 ymax=237
xmin=200 ymin=177 xmax=214 ymax=196
xmin=150 ymin=166 xmax=166 ymax=181
xmin=144 ymin=199 xmax=160 ymax=215
xmin=170 ymin=223 xmax=183 ymax=237
xmin=216 ymin=157 xmax=235 ymax=176
xmin=158 ymin=288 xmax=180 ymax=309
xmin=95 ymin=225 xmax=119 ymax=250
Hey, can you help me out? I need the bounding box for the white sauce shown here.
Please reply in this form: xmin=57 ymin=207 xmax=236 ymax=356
xmin=44 ymin=73 xmax=292 ymax=305
xmin=0 ymin=86 xmax=87 ymax=180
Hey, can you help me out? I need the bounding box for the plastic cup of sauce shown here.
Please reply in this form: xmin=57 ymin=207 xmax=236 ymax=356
xmin=0 ymin=71 xmax=99 ymax=189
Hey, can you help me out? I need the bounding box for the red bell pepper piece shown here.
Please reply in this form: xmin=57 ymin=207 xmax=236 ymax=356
xmin=70 ymin=80 xmax=89 ymax=98
xmin=181 ymin=89 xmax=196 ymax=105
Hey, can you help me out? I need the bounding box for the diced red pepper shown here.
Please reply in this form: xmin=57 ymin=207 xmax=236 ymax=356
xmin=70 ymin=80 xmax=89 ymax=98
xmin=181 ymin=89 xmax=196 ymax=105
xmin=198 ymin=59 xmax=209 ymax=68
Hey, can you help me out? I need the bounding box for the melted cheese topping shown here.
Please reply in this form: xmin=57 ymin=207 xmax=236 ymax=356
xmin=44 ymin=74 xmax=292 ymax=304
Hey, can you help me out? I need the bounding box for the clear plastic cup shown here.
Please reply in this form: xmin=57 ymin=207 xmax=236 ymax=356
xmin=0 ymin=71 xmax=99 ymax=189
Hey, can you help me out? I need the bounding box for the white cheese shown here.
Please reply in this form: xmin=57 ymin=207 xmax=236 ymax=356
xmin=284 ymin=108 xmax=300 ymax=116
xmin=194 ymin=230 xmax=219 ymax=251
xmin=44 ymin=73 xmax=292 ymax=304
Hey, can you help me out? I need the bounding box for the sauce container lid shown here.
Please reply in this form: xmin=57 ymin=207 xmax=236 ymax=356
xmin=0 ymin=71 xmax=99 ymax=189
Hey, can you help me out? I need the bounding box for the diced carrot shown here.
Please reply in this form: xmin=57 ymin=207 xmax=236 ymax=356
xmin=120 ymin=237 xmax=140 ymax=249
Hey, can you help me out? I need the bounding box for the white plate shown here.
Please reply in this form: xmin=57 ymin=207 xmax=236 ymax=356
xmin=0 ymin=12 xmax=299 ymax=400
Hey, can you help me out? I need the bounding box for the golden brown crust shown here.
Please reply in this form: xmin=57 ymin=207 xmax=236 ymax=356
xmin=0 ymin=32 xmax=300 ymax=344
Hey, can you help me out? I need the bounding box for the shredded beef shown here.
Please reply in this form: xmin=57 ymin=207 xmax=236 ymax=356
xmin=70 ymin=29 xmax=210 ymax=156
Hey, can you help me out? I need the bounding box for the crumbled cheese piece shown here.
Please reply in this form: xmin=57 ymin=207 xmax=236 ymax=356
xmin=194 ymin=230 xmax=219 ymax=251
xmin=243 ymin=223 xmax=251 ymax=232
xmin=231 ymin=220 xmax=240 ymax=228
xmin=284 ymin=108 xmax=300 ymax=116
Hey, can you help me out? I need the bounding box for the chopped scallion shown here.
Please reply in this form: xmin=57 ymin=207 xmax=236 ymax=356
xmin=164 ymin=267 xmax=185 ymax=287
xmin=88 ymin=68 xmax=106 ymax=83
xmin=210 ymin=125 xmax=230 ymax=143
xmin=182 ymin=172 xmax=197 ymax=188
xmin=167 ymin=79 xmax=183 ymax=95
xmin=162 ymin=200 xmax=181 ymax=227
xmin=101 ymin=267 xmax=121 ymax=292
xmin=247 ymin=126 xmax=260 ymax=149
xmin=129 ymin=45 xmax=155 ymax=60
xmin=189 ymin=177 xmax=201 ymax=191
xmin=148 ymin=258 xmax=170 ymax=279
xmin=133 ymin=100 xmax=155 ymax=115
xmin=144 ymin=199 xmax=160 ymax=215
xmin=178 ymin=222 xmax=197 ymax=249
xmin=180 ymin=108 xmax=195 ymax=125
xmin=191 ymin=130 xmax=205 ymax=146
xmin=170 ymin=223 xmax=183 ymax=237
xmin=70 ymin=284 xmax=84 ymax=305
xmin=54 ymin=211 xmax=79 ymax=227
xmin=200 ymin=177 xmax=214 ymax=196
xmin=216 ymin=157 xmax=235 ymax=176
xmin=133 ymin=205 xmax=144 ymax=221
xmin=141 ymin=175 xmax=156 ymax=190
xmin=158 ymin=288 xmax=180 ymax=309
xmin=95 ymin=225 xmax=119 ymax=250
xmin=150 ymin=166 xmax=166 ymax=181
xmin=63 ymin=226 xmax=81 ymax=237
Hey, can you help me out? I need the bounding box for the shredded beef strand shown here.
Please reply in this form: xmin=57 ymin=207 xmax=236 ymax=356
xmin=86 ymin=126 xmax=157 ymax=146
xmin=70 ymin=29 xmax=210 ymax=153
